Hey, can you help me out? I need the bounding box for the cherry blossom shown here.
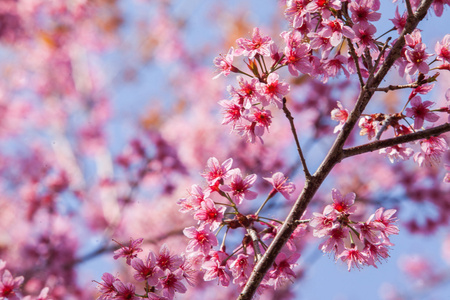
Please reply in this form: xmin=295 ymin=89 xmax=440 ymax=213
xmin=0 ymin=269 xmax=24 ymax=300
xmin=113 ymin=238 xmax=144 ymax=265
xmin=183 ymin=225 xmax=218 ymax=254
xmin=235 ymin=27 xmax=273 ymax=58
xmin=213 ymin=47 xmax=236 ymax=79
xmin=379 ymin=144 xmax=414 ymax=163
xmin=338 ymin=247 xmax=369 ymax=271
xmin=194 ymin=198 xmax=226 ymax=230
xmin=405 ymin=43 xmax=433 ymax=75
xmin=131 ymin=252 xmax=163 ymax=285
xmin=268 ymin=251 xmax=300 ymax=289
xmin=256 ymin=73 xmax=290 ymax=109
xmin=331 ymin=101 xmax=349 ymax=133
xmin=413 ymin=136 xmax=449 ymax=167
xmin=202 ymin=251 xmax=231 ymax=287
xmin=349 ymin=0 xmax=381 ymax=25
xmin=157 ymin=269 xmax=187 ymax=299
xmin=201 ymin=157 xmax=233 ymax=185
xmin=220 ymin=169 xmax=258 ymax=205
xmin=435 ymin=34 xmax=450 ymax=63
xmin=263 ymin=172 xmax=296 ymax=200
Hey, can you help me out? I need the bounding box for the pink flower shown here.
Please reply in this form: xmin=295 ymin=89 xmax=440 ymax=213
xmin=0 ymin=269 xmax=24 ymax=300
xmin=194 ymin=198 xmax=226 ymax=230
xmin=234 ymin=122 xmax=261 ymax=144
xmin=308 ymin=31 xmax=333 ymax=59
xmin=357 ymin=221 xmax=381 ymax=244
xmin=319 ymin=19 xmax=355 ymax=47
xmin=414 ymin=136 xmax=448 ymax=167
xmin=235 ymin=27 xmax=273 ymax=58
xmin=113 ymin=238 xmax=144 ymax=265
xmin=306 ymin=0 xmax=341 ymax=19
xmin=379 ymin=144 xmax=414 ymax=163
xmin=202 ymin=251 xmax=231 ymax=286
xmin=177 ymin=184 xmax=209 ymax=212
xmin=263 ymin=172 xmax=296 ymax=200
xmin=96 ymin=273 xmax=119 ymax=300
xmin=369 ymin=208 xmax=399 ymax=241
xmin=363 ymin=242 xmax=390 ymax=267
xmin=324 ymin=188 xmax=357 ymax=215
xmin=244 ymin=107 xmax=273 ymax=136
xmin=233 ymin=76 xmax=261 ymax=109
xmin=432 ymin=0 xmax=450 ymax=17
xmin=213 ymin=47 xmax=236 ymax=79
xmin=319 ymin=226 xmax=348 ymax=256
xmin=321 ymin=55 xmax=350 ymax=82
xmin=338 ymin=247 xmax=369 ymax=271
xmin=201 ymin=157 xmax=233 ymax=185
xmin=157 ymin=269 xmax=187 ymax=299
xmin=229 ymin=254 xmax=253 ymax=287
xmin=284 ymin=0 xmax=310 ymax=28
xmin=331 ymin=101 xmax=349 ymax=133
xmin=131 ymin=252 xmax=163 ymax=286
xmin=352 ymin=22 xmax=379 ymax=56
xmin=218 ymin=99 xmax=242 ymax=126
xmin=358 ymin=116 xmax=378 ymax=140
xmin=405 ymin=29 xmax=422 ymax=48
xmin=283 ymin=42 xmax=313 ymax=76
xmin=220 ymin=169 xmax=258 ymax=205
xmin=183 ymin=225 xmax=218 ymax=254
xmin=156 ymin=244 xmax=183 ymax=272
xmin=405 ymin=96 xmax=439 ymax=129
xmin=268 ymin=251 xmax=300 ymax=289
xmin=113 ymin=280 xmax=141 ymax=300
xmin=257 ymin=73 xmax=290 ymax=109
xmin=349 ymin=0 xmax=381 ymax=25
xmin=310 ymin=211 xmax=338 ymax=237
xmin=435 ymin=34 xmax=450 ymax=63
xmin=405 ymin=43 xmax=432 ymax=75
xmin=390 ymin=6 xmax=407 ymax=34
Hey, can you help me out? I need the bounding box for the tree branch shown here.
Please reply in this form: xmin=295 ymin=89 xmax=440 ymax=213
xmin=237 ymin=1 xmax=435 ymax=299
xmin=342 ymin=123 xmax=450 ymax=158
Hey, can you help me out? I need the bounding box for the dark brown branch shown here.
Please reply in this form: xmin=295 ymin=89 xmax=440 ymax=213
xmin=405 ymin=0 xmax=414 ymax=17
xmin=282 ymin=98 xmax=311 ymax=179
xmin=370 ymin=72 xmax=439 ymax=92
xmin=343 ymin=123 xmax=450 ymax=158
xmin=237 ymin=1 xmax=435 ymax=299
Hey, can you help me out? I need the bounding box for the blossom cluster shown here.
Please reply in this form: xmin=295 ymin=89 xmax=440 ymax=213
xmin=97 ymin=239 xmax=193 ymax=300
xmin=310 ymin=189 xmax=399 ymax=271
xmin=178 ymin=157 xmax=300 ymax=293
xmin=331 ymin=87 xmax=449 ymax=170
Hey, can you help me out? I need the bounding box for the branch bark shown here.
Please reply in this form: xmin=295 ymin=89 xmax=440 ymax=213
xmin=342 ymin=123 xmax=450 ymax=158
xmin=238 ymin=1 xmax=435 ymax=299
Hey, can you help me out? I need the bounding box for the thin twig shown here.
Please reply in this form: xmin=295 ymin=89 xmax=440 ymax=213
xmin=282 ymin=97 xmax=311 ymax=179
xmin=367 ymin=37 xmax=392 ymax=85
xmin=247 ymin=227 xmax=263 ymax=262
xmin=347 ymin=39 xmax=365 ymax=87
